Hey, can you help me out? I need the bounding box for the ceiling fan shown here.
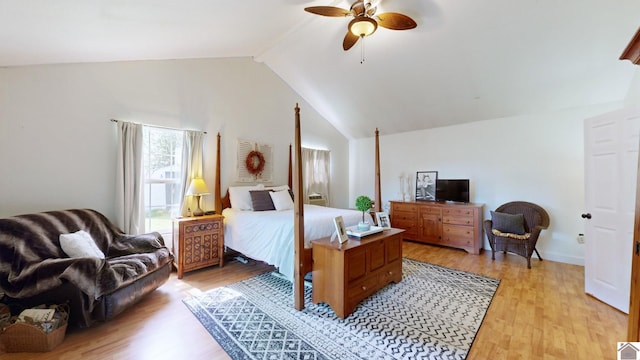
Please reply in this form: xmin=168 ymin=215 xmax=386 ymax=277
xmin=304 ymin=1 xmax=417 ymax=51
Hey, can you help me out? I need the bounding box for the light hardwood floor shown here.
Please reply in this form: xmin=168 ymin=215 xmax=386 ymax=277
xmin=0 ymin=242 xmax=627 ymax=359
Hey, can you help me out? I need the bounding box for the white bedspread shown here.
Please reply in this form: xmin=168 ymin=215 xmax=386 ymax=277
xmin=222 ymin=204 xmax=372 ymax=280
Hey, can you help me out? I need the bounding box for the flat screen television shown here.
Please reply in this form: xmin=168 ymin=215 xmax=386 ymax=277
xmin=436 ymin=179 xmax=470 ymax=203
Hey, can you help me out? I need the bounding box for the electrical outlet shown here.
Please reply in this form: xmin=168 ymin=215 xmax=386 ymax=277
xmin=577 ymin=234 xmax=585 ymax=244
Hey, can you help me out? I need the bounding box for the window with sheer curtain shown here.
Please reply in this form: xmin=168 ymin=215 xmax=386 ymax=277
xmin=301 ymin=147 xmax=330 ymax=206
xmin=142 ymin=127 xmax=184 ymax=234
xmin=116 ymin=121 xmax=204 ymax=237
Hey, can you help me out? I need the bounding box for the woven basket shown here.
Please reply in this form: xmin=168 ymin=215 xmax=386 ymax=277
xmin=0 ymin=305 xmax=68 ymax=353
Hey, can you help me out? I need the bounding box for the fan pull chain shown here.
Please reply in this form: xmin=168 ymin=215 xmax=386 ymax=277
xmin=360 ymin=36 xmax=366 ymax=64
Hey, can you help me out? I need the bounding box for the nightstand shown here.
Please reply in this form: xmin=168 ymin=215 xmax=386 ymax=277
xmin=172 ymin=214 xmax=224 ymax=279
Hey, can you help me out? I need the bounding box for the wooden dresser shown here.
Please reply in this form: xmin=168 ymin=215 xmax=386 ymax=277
xmin=390 ymin=201 xmax=484 ymax=254
xmin=172 ymin=215 xmax=224 ymax=278
xmin=311 ymin=228 xmax=404 ymax=319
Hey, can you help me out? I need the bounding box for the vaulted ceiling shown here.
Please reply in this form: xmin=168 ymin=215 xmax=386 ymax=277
xmin=1 ymin=0 xmax=639 ymax=139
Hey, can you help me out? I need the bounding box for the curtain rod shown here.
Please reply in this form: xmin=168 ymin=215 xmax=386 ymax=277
xmin=110 ymin=119 xmax=207 ymax=134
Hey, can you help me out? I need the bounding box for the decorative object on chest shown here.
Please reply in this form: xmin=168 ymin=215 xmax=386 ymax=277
xmin=355 ymin=195 xmax=373 ymax=231
xmin=172 ymin=215 xmax=224 ymax=278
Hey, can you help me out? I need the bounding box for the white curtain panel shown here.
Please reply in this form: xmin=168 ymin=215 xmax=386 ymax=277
xmin=301 ymin=147 xmax=330 ymax=206
xmin=180 ymin=130 xmax=205 ymax=216
xmin=115 ymin=121 xmax=144 ymax=234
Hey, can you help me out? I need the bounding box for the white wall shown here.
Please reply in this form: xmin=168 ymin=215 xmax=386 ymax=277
xmin=350 ymin=103 xmax=627 ymax=266
xmin=0 ymin=57 xmax=350 ymax=220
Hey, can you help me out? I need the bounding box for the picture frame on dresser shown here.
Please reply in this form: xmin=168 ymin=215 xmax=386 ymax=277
xmin=415 ymin=171 xmax=437 ymax=201
xmin=333 ymin=216 xmax=348 ymax=243
xmin=376 ymin=212 xmax=391 ymax=229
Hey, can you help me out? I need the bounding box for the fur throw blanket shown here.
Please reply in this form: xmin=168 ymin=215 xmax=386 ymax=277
xmin=0 ymin=209 xmax=172 ymax=300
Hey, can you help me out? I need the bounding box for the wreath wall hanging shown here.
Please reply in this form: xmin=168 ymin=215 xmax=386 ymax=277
xmin=245 ymin=150 xmax=266 ymax=176
xmin=237 ymin=139 xmax=273 ymax=182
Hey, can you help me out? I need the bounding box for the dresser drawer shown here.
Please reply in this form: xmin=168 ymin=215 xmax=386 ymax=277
xmin=442 ymin=207 xmax=474 ymax=217
xmin=442 ymin=215 xmax=474 ymax=226
xmin=377 ymin=262 xmax=402 ymax=284
xmin=442 ymin=224 xmax=474 ymax=248
xmin=392 ymin=203 xmax=418 ymax=212
xmin=393 ymin=210 xmax=417 ymax=221
xmin=348 ymin=276 xmax=379 ymax=302
xmin=420 ymin=207 xmax=442 ymax=216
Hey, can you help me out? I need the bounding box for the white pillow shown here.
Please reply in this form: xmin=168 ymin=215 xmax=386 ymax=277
xmin=229 ymin=184 xmax=264 ymax=210
xmin=270 ymin=185 xmax=290 ymax=192
xmin=59 ymin=230 xmax=105 ymax=259
xmin=269 ymin=190 xmax=294 ymax=211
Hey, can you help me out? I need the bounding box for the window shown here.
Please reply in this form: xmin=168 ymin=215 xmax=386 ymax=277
xmin=302 ymin=147 xmax=330 ymax=206
xmin=142 ymin=127 xmax=183 ymax=233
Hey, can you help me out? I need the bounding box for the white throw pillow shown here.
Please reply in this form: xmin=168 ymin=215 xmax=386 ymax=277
xmin=229 ymin=184 xmax=264 ymax=210
xmin=270 ymin=190 xmax=294 ymax=211
xmin=59 ymin=230 xmax=105 ymax=259
xmin=270 ymin=185 xmax=290 ymax=192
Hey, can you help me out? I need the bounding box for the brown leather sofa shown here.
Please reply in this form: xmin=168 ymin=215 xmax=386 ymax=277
xmin=0 ymin=209 xmax=173 ymax=327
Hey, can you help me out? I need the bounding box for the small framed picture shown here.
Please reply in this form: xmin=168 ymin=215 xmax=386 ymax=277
xmin=376 ymin=212 xmax=391 ymax=229
xmin=333 ymin=216 xmax=348 ymax=243
xmin=416 ymin=171 xmax=438 ymax=201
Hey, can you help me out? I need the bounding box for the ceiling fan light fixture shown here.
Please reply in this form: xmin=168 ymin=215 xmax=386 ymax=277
xmin=349 ymin=16 xmax=377 ymax=37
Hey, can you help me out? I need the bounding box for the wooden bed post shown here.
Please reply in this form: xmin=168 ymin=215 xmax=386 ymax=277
xmin=293 ymin=104 xmax=305 ymax=310
xmin=215 ymin=132 xmax=222 ymax=214
xmin=288 ymin=144 xmax=293 ymax=189
xmin=374 ymin=128 xmax=382 ymax=213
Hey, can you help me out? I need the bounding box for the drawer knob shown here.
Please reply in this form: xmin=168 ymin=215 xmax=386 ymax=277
xmin=388 ymin=271 xmax=393 ymax=275
xmin=362 ymin=285 xmax=367 ymax=291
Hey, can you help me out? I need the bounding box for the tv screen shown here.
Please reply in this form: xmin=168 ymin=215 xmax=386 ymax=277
xmin=436 ymin=179 xmax=470 ymax=203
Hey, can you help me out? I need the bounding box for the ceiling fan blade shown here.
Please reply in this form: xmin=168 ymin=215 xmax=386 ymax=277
xmin=376 ymin=12 xmax=417 ymax=30
xmin=343 ymin=31 xmax=360 ymax=51
xmin=304 ymin=6 xmax=351 ymax=17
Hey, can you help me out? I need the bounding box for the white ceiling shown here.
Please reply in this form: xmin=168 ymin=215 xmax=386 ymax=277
xmin=1 ymin=0 xmax=639 ymax=139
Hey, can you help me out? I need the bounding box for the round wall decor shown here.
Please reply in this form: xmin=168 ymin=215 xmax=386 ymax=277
xmin=245 ymin=150 xmax=266 ymax=176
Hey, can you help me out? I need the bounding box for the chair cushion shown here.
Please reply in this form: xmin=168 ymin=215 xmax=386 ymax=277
xmin=491 ymin=211 xmax=526 ymax=234
xmin=491 ymin=228 xmax=531 ymax=240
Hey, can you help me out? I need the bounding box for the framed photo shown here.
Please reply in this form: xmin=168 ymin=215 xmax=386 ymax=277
xmin=333 ymin=216 xmax=348 ymax=243
xmin=415 ymin=171 xmax=438 ymax=201
xmin=376 ymin=212 xmax=391 ymax=229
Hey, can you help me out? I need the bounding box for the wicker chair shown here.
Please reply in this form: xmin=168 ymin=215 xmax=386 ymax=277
xmin=484 ymin=201 xmax=550 ymax=269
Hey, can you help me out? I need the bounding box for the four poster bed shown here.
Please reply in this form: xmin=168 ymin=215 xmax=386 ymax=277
xmin=213 ymin=104 xmax=382 ymax=310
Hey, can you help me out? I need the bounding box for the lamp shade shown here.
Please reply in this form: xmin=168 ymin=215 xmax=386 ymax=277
xmin=186 ymin=178 xmax=210 ymax=196
xmin=349 ymin=16 xmax=378 ymax=37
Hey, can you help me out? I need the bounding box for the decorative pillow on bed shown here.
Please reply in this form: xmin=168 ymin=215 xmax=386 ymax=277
xmin=59 ymin=230 xmax=105 ymax=259
xmin=270 ymin=185 xmax=289 ymax=192
xmin=490 ymin=211 xmax=526 ymax=235
xmin=265 ymin=185 xmax=294 ymax=200
xmin=229 ymin=184 xmax=264 ymax=210
xmin=250 ymin=190 xmax=276 ymax=211
xmin=270 ymin=190 xmax=294 ymax=211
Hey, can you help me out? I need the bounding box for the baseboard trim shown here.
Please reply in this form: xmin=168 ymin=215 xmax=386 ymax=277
xmin=539 ymin=251 xmax=584 ymax=266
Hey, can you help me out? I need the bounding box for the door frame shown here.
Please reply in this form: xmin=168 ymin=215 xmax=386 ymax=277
xmin=628 ymin=133 xmax=640 ymax=340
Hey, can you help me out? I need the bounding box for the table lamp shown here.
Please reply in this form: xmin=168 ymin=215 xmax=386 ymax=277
xmin=186 ymin=178 xmax=210 ymax=216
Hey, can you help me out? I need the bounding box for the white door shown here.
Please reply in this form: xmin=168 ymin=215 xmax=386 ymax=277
xmin=584 ymin=108 xmax=640 ymax=313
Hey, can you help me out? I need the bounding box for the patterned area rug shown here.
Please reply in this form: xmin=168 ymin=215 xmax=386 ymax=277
xmin=183 ymin=258 xmax=500 ymax=360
